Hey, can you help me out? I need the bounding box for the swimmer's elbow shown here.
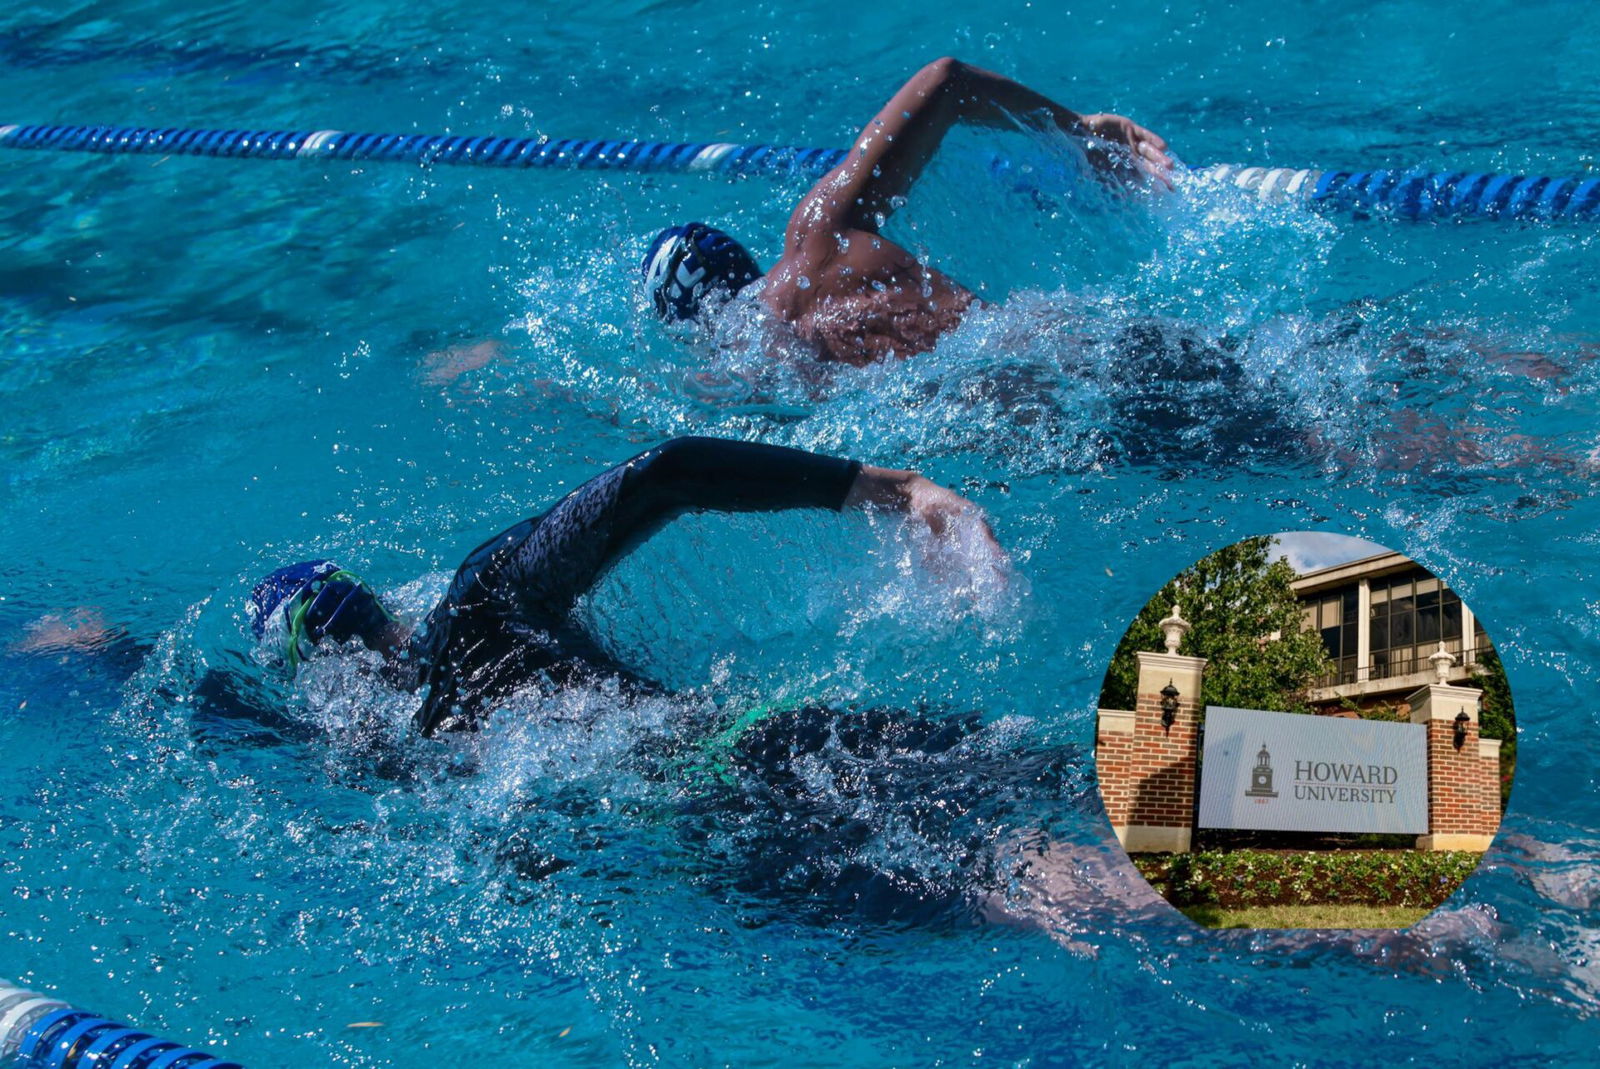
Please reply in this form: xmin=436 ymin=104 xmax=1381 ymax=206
xmin=916 ymin=57 xmax=966 ymax=90
xmin=645 ymin=436 xmax=714 ymax=469
xmin=627 ymin=437 xmax=720 ymax=498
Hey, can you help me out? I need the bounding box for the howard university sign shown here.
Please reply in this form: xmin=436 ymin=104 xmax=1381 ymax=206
xmin=1197 ymin=706 xmax=1429 ymax=834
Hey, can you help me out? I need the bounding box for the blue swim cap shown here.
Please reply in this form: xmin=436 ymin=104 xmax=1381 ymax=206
xmin=642 ymin=222 xmax=763 ymax=321
xmin=247 ymin=559 xmax=394 ymax=668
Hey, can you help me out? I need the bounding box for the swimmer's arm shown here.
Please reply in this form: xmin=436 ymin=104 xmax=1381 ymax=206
xmin=618 ymin=437 xmax=997 ymax=551
xmin=496 ymin=437 xmax=1001 ymax=620
xmin=608 ymin=436 xmax=865 ymax=549
xmin=493 ymin=437 xmax=864 ymax=619
xmin=787 ymin=57 xmax=1171 ymax=245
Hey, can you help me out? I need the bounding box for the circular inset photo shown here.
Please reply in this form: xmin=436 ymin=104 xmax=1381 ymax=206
xmin=1094 ymin=532 xmax=1515 ymax=930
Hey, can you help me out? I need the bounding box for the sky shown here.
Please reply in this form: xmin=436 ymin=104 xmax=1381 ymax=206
xmin=1274 ymin=531 xmax=1391 ymax=573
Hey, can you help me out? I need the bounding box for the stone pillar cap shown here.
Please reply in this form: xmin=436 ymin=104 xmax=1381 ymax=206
xmin=1429 ymin=643 xmax=1455 ymax=682
xmin=1159 ymin=603 xmax=1191 ymax=655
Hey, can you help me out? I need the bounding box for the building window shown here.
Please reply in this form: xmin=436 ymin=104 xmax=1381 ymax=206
xmin=1367 ymin=569 xmax=1464 ymax=680
xmin=1312 ymin=586 xmax=1359 ymax=684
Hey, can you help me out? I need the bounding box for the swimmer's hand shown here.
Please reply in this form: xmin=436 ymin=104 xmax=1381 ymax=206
xmin=845 ymin=465 xmax=1006 ymax=562
xmin=1078 ymin=113 xmax=1173 ymax=188
xmin=11 ymin=608 xmax=121 ymax=654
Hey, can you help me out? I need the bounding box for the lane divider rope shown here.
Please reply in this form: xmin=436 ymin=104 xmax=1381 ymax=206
xmin=1 ymin=979 xmax=242 ymax=1069
xmin=2 ymin=121 xmax=1595 ymax=221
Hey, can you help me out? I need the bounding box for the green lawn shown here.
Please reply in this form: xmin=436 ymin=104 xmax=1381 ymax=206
xmin=1180 ymin=903 xmax=1434 ymax=929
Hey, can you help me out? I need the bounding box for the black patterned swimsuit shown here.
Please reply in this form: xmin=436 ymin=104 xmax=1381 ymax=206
xmin=403 ymin=437 xmax=860 ymax=736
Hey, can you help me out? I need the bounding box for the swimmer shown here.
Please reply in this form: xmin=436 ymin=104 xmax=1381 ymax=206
xmin=640 ymin=57 xmax=1173 ymax=366
xmin=247 ymin=436 xmax=1000 ymax=735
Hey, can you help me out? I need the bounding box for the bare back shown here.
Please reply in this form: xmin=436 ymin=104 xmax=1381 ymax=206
xmin=759 ymin=227 xmax=974 ymax=366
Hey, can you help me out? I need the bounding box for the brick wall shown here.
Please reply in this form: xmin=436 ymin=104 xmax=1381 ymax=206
xmin=1095 ymin=710 xmax=1136 ymax=828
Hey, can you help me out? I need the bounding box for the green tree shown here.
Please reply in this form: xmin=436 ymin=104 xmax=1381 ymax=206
xmin=1465 ymin=645 xmax=1517 ymax=807
xmin=1100 ymin=536 xmax=1334 ymax=714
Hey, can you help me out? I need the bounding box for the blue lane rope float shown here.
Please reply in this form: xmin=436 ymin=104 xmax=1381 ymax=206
xmin=0 ymin=979 xmax=243 ymax=1069
xmin=1 ymin=121 xmax=1595 ymax=222
xmin=0 ymin=122 xmax=848 ymax=180
xmin=1198 ymin=162 xmax=1600 ymax=221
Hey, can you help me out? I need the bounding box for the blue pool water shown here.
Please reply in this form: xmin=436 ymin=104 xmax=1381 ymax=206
xmin=2 ymin=1 xmax=1599 ymax=1065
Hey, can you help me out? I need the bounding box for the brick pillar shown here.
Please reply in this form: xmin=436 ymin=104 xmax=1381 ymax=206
xmin=1409 ymin=683 xmax=1501 ymax=851
xmin=1096 ymin=651 xmax=1207 ymax=853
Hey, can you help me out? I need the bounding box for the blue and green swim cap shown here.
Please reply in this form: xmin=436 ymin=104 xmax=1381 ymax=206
xmin=247 ymin=559 xmax=394 ymax=668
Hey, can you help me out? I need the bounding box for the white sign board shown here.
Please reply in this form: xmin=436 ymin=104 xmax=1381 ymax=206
xmin=1198 ymin=706 xmax=1428 ymax=834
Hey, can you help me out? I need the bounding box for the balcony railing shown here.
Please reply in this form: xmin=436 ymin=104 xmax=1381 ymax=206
xmin=1313 ymin=643 xmax=1492 ymax=690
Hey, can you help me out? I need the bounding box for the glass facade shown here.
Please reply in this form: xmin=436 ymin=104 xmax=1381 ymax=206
xmin=1368 ymin=570 xmax=1464 ymax=679
xmin=1299 ymin=565 xmax=1486 ymax=689
xmin=1304 ymin=588 xmax=1360 ymax=684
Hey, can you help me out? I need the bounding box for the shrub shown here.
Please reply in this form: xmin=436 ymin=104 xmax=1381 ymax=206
xmin=1131 ymin=849 xmax=1480 ymax=909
